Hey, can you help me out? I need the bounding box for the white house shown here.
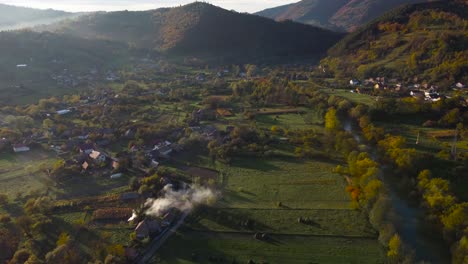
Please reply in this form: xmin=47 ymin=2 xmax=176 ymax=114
xmin=13 ymin=144 xmax=30 ymax=153
xmin=57 ymin=109 xmax=71 ymax=115
xmin=110 ymin=173 xmax=123 ymax=179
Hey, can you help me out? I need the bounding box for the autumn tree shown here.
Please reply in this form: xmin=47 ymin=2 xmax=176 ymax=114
xmin=324 ymin=107 xmax=341 ymax=130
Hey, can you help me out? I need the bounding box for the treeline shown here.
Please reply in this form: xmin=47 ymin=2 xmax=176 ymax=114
xmin=417 ymin=169 xmax=468 ymax=263
xmin=336 ymin=95 xmax=467 ymax=262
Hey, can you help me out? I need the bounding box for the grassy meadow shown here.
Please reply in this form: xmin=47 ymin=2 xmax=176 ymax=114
xmin=157 ymin=156 xmax=385 ymax=263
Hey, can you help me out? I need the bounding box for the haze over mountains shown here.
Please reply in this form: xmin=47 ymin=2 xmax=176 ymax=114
xmin=0 ymin=3 xmax=77 ymax=31
xmin=256 ymin=0 xmax=429 ymax=31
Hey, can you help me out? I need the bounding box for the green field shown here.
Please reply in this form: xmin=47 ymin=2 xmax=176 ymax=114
xmin=158 ymin=232 xmax=383 ymax=264
xmin=321 ymin=88 xmax=377 ymax=106
xmin=0 ymin=150 xmax=57 ymax=198
xmin=157 ymin=157 xmax=384 ymax=263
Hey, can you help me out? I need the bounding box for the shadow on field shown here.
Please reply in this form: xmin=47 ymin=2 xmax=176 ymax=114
xmin=187 ymin=206 xmax=273 ymax=232
xmin=232 ymin=159 xmax=280 ymax=172
xmin=220 ymin=189 xmax=254 ymax=204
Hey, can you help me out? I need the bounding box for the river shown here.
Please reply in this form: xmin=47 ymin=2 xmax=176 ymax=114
xmin=343 ymin=120 xmax=451 ymax=263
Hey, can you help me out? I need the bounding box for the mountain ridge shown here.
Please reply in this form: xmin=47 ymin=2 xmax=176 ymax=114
xmin=42 ymin=2 xmax=343 ymax=61
xmin=255 ymin=0 xmax=428 ymax=31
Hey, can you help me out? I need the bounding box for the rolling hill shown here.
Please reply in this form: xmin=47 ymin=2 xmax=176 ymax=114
xmin=0 ymin=30 xmax=131 ymax=104
xmin=45 ymin=2 xmax=343 ymax=61
xmin=320 ymin=1 xmax=467 ymax=85
xmin=255 ymin=0 xmax=428 ymax=31
xmin=0 ymin=4 xmax=76 ymax=31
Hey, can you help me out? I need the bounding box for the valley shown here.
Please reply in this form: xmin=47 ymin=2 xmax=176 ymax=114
xmin=0 ymin=1 xmax=466 ymax=264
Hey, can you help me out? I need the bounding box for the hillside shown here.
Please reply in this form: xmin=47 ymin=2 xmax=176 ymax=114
xmin=320 ymin=1 xmax=467 ymax=85
xmin=46 ymin=2 xmax=343 ymax=60
xmin=0 ymin=30 xmax=130 ymax=104
xmin=0 ymin=4 xmax=75 ymax=31
xmin=255 ymin=0 xmax=427 ymax=31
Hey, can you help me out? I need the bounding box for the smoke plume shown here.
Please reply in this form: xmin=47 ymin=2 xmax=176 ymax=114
xmin=143 ymin=184 xmax=216 ymax=217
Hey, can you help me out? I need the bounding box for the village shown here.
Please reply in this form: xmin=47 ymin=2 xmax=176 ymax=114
xmin=0 ymin=59 xmax=466 ymax=263
xmin=348 ymin=77 xmax=466 ymax=102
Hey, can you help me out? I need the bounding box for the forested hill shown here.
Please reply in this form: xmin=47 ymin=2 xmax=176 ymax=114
xmin=0 ymin=30 xmax=129 ymax=78
xmin=320 ymin=1 xmax=467 ymax=86
xmin=45 ymin=2 xmax=343 ymax=60
xmin=255 ymin=0 xmax=427 ymax=32
xmin=0 ymin=4 xmax=74 ymax=30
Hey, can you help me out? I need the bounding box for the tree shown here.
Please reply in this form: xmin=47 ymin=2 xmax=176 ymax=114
xmin=56 ymin=232 xmax=70 ymax=247
xmin=387 ymin=234 xmax=402 ymax=261
xmin=324 ymin=108 xmax=341 ymax=130
xmin=452 ymin=236 xmax=468 ymax=264
xmin=45 ymin=244 xmax=81 ymax=264
xmin=441 ymin=203 xmax=468 ymax=235
xmin=42 ymin=118 xmax=54 ymax=129
xmin=129 ymin=177 xmax=139 ymax=191
xmin=8 ymin=249 xmax=31 ymax=264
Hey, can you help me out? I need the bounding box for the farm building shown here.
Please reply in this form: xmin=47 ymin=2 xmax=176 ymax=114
xmin=57 ymin=109 xmax=71 ymax=115
xmin=13 ymin=144 xmax=30 ymax=153
xmin=110 ymin=173 xmax=123 ymax=179
xmin=135 ymin=219 xmax=161 ymax=239
xmin=216 ymin=108 xmax=234 ymax=117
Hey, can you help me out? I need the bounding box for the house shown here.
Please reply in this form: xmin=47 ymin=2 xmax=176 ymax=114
xmin=135 ymin=219 xmax=161 ymax=239
xmin=216 ymin=108 xmax=234 ymax=117
xmin=89 ymin=150 xmax=107 ymax=163
xmin=82 ymin=161 xmax=89 ymax=171
xmin=110 ymin=173 xmax=123 ymax=179
xmin=156 ymin=146 xmax=172 ymax=157
xmin=150 ymin=160 xmax=160 ymax=168
xmin=410 ymin=90 xmax=425 ymax=99
xmin=13 ymin=144 xmax=30 ymax=153
xmin=57 ymin=109 xmax=71 ymax=115
xmin=154 ymin=141 xmax=173 ymax=157
xmin=112 ymin=160 xmax=120 ymax=170
xmin=350 ymin=79 xmax=360 ymax=86
xmin=79 ymin=143 xmax=95 ymax=154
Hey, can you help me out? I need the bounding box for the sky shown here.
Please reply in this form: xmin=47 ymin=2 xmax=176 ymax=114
xmin=0 ymin=0 xmax=298 ymax=13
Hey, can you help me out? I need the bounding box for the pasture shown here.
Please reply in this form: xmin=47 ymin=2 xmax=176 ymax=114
xmin=158 ymin=157 xmax=384 ymax=263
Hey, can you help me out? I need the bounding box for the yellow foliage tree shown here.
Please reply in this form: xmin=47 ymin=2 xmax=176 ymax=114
xmin=324 ymin=107 xmax=341 ymax=130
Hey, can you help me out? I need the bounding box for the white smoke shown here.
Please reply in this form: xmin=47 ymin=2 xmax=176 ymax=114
xmin=143 ymin=184 xmax=216 ymax=217
xmin=128 ymin=211 xmax=138 ymax=222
